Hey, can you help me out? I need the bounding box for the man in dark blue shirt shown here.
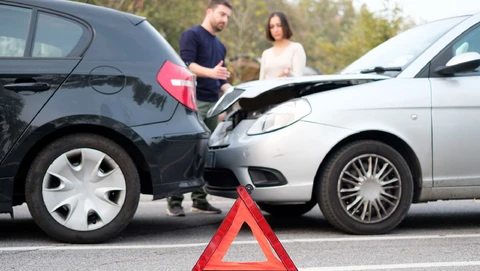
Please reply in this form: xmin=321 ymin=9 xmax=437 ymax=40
xmin=167 ymin=0 xmax=232 ymax=217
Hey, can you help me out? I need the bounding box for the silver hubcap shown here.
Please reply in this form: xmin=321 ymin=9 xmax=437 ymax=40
xmin=337 ymin=154 xmax=401 ymax=223
xmin=42 ymin=148 xmax=126 ymax=231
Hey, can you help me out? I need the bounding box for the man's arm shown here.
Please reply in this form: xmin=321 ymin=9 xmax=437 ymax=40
xmin=181 ymin=31 xmax=230 ymax=80
xmin=189 ymin=61 xmax=230 ymax=80
xmin=217 ymin=83 xmax=232 ymax=122
xmin=220 ymin=82 xmax=232 ymax=96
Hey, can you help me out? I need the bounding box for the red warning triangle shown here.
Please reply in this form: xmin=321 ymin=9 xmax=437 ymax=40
xmin=192 ymin=185 xmax=297 ymax=271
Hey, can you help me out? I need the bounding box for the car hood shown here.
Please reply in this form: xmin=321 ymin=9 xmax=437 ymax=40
xmin=206 ymin=73 xmax=390 ymax=117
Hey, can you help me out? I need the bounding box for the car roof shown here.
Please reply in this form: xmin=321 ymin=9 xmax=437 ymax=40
xmin=1 ymin=0 xmax=145 ymax=25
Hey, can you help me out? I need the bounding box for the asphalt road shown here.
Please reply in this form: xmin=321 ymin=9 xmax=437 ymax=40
xmin=2 ymin=195 xmax=480 ymax=271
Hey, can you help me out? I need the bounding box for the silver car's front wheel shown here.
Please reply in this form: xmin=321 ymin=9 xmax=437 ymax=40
xmin=318 ymin=140 xmax=413 ymax=235
xmin=338 ymin=154 xmax=401 ymax=224
xmin=26 ymin=134 xmax=140 ymax=244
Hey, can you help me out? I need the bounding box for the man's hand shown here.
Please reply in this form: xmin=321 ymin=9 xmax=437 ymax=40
xmin=218 ymin=112 xmax=227 ymax=122
xmin=188 ymin=61 xmax=231 ymax=80
xmin=210 ymin=60 xmax=231 ymax=80
xmin=219 ymin=83 xmax=232 ymax=98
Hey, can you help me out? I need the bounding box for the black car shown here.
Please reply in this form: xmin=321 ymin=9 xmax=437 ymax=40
xmin=0 ymin=0 xmax=209 ymax=243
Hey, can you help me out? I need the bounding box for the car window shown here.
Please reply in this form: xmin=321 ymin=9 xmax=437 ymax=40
xmin=453 ymin=26 xmax=480 ymax=56
xmin=33 ymin=12 xmax=88 ymax=58
xmin=452 ymin=25 xmax=480 ymax=73
xmin=0 ymin=5 xmax=32 ymax=57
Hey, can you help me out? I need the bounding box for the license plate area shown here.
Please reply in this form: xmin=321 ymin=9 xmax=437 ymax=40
xmin=205 ymin=151 xmax=216 ymax=168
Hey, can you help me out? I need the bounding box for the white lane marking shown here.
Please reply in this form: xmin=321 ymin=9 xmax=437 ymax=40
xmin=2 ymin=233 xmax=480 ymax=251
xmin=0 ymin=243 xmax=208 ymax=251
xmin=299 ymin=261 xmax=480 ymax=270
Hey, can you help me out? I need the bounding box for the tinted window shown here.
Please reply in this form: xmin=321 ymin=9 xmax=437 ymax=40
xmin=33 ymin=12 xmax=88 ymax=57
xmin=0 ymin=5 xmax=31 ymax=57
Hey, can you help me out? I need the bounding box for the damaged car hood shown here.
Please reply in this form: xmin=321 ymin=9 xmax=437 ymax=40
xmin=206 ymin=73 xmax=390 ymax=118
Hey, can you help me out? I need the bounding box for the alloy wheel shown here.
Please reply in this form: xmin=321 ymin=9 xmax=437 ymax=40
xmin=337 ymin=154 xmax=402 ymax=223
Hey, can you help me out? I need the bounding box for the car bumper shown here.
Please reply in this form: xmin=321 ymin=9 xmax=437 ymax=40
xmin=131 ymin=106 xmax=210 ymax=200
xmin=204 ymin=119 xmax=351 ymax=203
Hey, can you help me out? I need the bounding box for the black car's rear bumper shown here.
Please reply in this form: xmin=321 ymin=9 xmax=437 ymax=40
xmin=131 ymin=105 xmax=210 ymax=200
xmin=150 ymin=134 xmax=209 ymax=199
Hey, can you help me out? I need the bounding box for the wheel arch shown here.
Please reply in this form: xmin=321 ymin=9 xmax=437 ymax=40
xmin=13 ymin=124 xmax=152 ymax=205
xmin=313 ymin=130 xmax=423 ymax=203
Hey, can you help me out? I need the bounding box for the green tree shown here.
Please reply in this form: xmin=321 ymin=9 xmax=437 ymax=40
xmin=316 ymin=1 xmax=414 ymax=73
xmin=288 ymin=0 xmax=359 ymax=73
xmin=139 ymin=0 xmax=208 ymax=52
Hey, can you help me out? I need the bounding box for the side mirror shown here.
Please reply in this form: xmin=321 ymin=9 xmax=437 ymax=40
xmin=434 ymin=52 xmax=480 ymax=75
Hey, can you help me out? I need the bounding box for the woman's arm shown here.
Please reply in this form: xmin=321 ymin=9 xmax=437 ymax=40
xmin=291 ymin=43 xmax=307 ymax=77
xmin=259 ymin=50 xmax=267 ymax=80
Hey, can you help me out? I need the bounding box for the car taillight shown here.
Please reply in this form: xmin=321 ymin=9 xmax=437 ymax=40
xmin=157 ymin=60 xmax=197 ymax=111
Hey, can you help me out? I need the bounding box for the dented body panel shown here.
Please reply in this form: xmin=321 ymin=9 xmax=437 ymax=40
xmin=207 ymin=74 xmax=389 ymax=118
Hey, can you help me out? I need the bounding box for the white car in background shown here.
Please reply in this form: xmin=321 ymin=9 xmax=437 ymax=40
xmin=203 ymin=13 xmax=480 ymax=235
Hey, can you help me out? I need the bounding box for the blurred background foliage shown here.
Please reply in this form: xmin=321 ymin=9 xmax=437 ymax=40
xmin=78 ymin=0 xmax=416 ymax=83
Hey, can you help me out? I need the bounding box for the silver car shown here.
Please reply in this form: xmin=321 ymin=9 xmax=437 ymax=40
xmin=204 ymin=13 xmax=480 ymax=235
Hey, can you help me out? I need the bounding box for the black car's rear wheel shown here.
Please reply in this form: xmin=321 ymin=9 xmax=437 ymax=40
xmin=25 ymin=133 xmax=140 ymax=243
xmin=317 ymin=140 xmax=413 ymax=234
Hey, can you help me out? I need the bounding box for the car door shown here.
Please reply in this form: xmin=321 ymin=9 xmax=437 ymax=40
xmin=430 ymin=23 xmax=480 ymax=187
xmin=0 ymin=3 xmax=91 ymax=164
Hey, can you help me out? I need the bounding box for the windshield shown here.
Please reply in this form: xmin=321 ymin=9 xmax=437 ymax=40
xmin=341 ymin=15 xmax=470 ymax=76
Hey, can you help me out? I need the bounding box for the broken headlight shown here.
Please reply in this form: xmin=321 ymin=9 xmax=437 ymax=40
xmin=247 ymin=98 xmax=311 ymax=135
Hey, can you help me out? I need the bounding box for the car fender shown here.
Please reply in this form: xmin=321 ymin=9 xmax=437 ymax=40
xmin=303 ymin=78 xmax=433 ymax=185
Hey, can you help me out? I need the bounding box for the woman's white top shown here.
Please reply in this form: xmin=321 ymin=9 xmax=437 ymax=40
xmin=259 ymin=41 xmax=307 ymax=80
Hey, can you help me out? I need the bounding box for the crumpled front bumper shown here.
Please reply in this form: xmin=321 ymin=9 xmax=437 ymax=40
xmin=204 ymin=119 xmax=351 ymax=203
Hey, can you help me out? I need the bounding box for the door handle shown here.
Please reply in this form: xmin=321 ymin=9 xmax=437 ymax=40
xmin=4 ymin=82 xmax=51 ymax=92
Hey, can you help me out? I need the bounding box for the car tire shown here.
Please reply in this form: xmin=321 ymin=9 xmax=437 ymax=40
xmin=257 ymin=201 xmax=316 ymax=217
xmin=317 ymin=140 xmax=413 ymax=234
xmin=25 ymin=133 xmax=141 ymax=244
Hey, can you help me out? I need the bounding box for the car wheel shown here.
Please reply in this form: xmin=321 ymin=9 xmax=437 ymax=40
xmin=25 ymin=133 xmax=141 ymax=243
xmin=257 ymin=201 xmax=316 ymax=217
xmin=318 ymin=140 xmax=413 ymax=234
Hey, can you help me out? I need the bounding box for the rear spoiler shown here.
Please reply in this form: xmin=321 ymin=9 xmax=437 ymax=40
xmin=123 ymin=14 xmax=146 ymax=26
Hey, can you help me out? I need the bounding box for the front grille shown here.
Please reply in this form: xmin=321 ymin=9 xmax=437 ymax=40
xmin=204 ymin=168 xmax=240 ymax=191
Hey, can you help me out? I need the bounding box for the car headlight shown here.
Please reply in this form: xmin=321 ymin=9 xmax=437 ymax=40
xmin=247 ymin=98 xmax=311 ymax=135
